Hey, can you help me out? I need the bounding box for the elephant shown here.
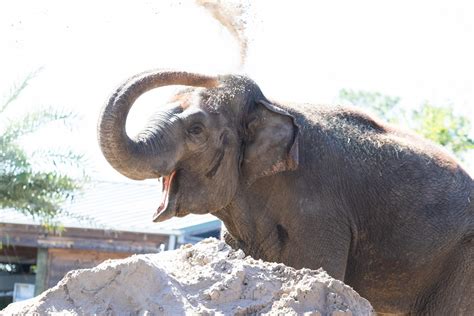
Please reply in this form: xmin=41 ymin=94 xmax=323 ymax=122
xmin=98 ymin=70 xmax=473 ymax=315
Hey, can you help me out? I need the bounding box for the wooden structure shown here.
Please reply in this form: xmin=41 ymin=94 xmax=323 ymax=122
xmin=1 ymin=223 xmax=169 ymax=295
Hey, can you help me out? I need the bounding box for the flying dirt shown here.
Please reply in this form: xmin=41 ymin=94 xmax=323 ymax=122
xmin=196 ymin=0 xmax=252 ymax=68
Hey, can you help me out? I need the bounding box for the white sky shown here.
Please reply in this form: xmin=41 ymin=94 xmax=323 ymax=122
xmin=1 ymin=0 xmax=473 ymax=180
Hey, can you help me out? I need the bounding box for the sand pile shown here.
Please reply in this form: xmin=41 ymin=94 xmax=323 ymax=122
xmin=2 ymin=238 xmax=373 ymax=315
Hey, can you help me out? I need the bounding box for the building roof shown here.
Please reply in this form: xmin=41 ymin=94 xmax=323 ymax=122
xmin=0 ymin=180 xmax=221 ymax=236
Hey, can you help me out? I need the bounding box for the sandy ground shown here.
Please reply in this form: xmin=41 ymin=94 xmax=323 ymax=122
xmin=2 ymin=238 xmax=373 ymax=315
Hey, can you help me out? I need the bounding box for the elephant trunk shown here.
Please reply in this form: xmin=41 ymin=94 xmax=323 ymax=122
xmin=98 ymin=70 xmax=218 ymax=180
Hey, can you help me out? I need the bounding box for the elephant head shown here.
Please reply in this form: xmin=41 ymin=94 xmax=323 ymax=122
xmin=98 ymin=70 xmax=299 ymax=222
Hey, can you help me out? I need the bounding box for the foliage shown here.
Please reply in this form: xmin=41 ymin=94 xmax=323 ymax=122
xmin=338 ymin=89 xmax=401 ymax=122
xmin=412 ymin=104 xmax=474 ymax=154
xmin=0 ymin=71 xmax=85 ymax=229
xmin=338 ymin=89 xmax=474 ymax=160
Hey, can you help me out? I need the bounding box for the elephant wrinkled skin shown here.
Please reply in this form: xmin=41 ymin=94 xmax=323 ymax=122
xmin=98 ymin=70 xmax=473 ymax=315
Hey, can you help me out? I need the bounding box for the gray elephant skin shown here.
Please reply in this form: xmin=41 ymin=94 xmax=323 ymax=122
xmin=98 ymin=70 xmax=473 ymax=315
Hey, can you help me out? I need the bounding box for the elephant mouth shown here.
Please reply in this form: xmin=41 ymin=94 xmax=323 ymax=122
xmin=152 ymin=170 xmax=178 ymax=222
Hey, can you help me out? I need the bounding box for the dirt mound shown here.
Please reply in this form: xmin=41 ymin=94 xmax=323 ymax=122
xmin=2 ymin=238 xmax=373 ymax=315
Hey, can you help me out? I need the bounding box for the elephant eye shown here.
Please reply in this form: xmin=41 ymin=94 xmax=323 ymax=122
xmin=188 ymin=124 xmax=204 ymax=135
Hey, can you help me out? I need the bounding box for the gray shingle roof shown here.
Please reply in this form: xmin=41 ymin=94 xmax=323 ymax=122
xmin=0 ymin=181 xmax=221 ymax=236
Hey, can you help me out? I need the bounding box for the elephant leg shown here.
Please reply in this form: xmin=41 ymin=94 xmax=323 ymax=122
xmin=221 ymin=227 xmax=241 ymax=250
xmin=415 ymin=241 xmax=473 ymax=315
xmin=292 ymin=223 xmax=352 ymax=281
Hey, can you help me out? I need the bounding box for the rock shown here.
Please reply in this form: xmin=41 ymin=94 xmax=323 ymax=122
xmin=2 ymin=238 xmax=374 ymax=315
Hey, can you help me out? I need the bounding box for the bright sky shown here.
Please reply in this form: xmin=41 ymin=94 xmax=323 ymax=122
xmin=1 ymin=0 xmax=473 ymax=180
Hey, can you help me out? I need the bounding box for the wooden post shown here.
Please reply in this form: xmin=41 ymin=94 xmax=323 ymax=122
xmin=34 ymin=248 xmax=48 ymax=296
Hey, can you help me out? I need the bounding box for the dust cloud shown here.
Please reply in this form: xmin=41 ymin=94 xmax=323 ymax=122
xmin=196 ymin=0 xmax=253 ymax=69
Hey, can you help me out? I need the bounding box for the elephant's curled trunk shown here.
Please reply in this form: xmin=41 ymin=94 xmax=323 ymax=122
xmin=98 ymin=70 xmax=218 ymax=180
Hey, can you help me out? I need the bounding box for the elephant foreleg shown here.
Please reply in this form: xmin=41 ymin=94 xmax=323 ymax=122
xmin=286 ymin=222 xmax=352 ymax=281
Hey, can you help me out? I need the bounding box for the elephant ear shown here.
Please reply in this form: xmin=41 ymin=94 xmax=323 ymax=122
xmin=242 ymin=99 xmax=299 ymax=185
